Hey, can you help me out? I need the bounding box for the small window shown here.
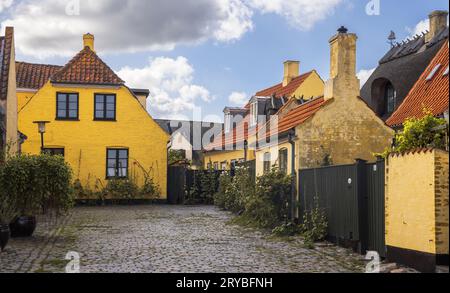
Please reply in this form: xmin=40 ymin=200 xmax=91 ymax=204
xmin=263 ymin=152 xmax=271 ymax=174
xmin=384 ymin=83 xmax=397 ymax=115
xmin=426 ymin=64 xmax=441 ymax=81
xmin=221 ymin=161 xmax=228 ymax=170
xmin=279 ymin=148 xmax=288 ymax=174
xmin=57 ymin=93 xmax=79 ymax=120
xmin=107 ymin=148 xmax=129 ymax=179
xmin=207 ymin=163 xmax=212 ymax=170
xmin=43 ymin=148 xmax=65 ymax=157
xmin=213 ymin=162 xmax=219 ymax=171
xmin=95 ymin=94 xmax=116 ymax=121
xmin=443 ymin=66 xmax=449 ymax=76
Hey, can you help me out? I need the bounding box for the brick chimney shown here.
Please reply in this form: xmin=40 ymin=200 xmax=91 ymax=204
xmin=426 ymin=10 xmax=448 ymax=43
xmin=324 ymin=26 xmax=360 ymax=101
xmin=283 ymin=61 xmax=300 ymax=87
xmin=83 ymin=33 xmax=95 ymax=51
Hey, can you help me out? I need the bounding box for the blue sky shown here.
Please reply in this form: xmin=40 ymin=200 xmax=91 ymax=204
xmin=1 ymin=0 xmax=449 ymax=121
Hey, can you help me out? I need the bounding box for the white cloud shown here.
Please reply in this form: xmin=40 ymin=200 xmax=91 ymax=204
xmin=357 ymin=68 xmax=375 ymax=88
xmin=0 ymin=0 xmax=13 ymax=13
xmin=248 ymin=0 xmax=343 ymax=30
xmin=117 ymin=56 xmax=214 ymax=119
xmin=1 ymin=0 xmax=345 ymax=59
xmin=228 ymin=91 xmax=248 ymax=106
xmin=406 ymin=19 xmax=429 ymax=37
xmin=1 ymin=0 xmax=254 ymax=59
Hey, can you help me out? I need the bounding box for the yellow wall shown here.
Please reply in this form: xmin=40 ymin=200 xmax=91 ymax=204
xmin=204 ymin=149 xmax=255 ymax=170
xmin=435 ymin=150 xmax=449 ymax=255
xmin=385 ymin=150 xmax=449 ymax=255
xmin=292 ymin=70 xmax=324 ymax=99
xmin=18 ymin=82 xmax=169 ymax=199
xmin=17 ymin=90 xmax=36 ymax=112
xmin=255 ymin=141 xmax=295 ymax=177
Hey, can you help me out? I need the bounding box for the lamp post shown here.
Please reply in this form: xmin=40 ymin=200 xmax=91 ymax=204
xmin=244 ymin=140 xmax=248 ymax=162
xmin=33 ymin=121 xmax=50 ymax=153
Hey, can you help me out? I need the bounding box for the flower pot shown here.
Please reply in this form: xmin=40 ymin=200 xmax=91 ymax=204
xmin=0 ymin=224 xmax=10 ymax=252
xmin=10 ymin=216 xmax=37 ymax=238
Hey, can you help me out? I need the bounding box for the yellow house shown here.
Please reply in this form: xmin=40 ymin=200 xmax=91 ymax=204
xmin=204 ymin=61 xmax=324 ymax=170
xmin=18 ymin=34 xmax=169 ymax=199
xmin=255 ymin=27 xmax=394 ymax=177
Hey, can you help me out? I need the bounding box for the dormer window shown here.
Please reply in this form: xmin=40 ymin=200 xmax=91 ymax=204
xmin=250 ymin=102 xmax=258 ymax=127
xmin=426 ymin=64 xmax=441 ymax=81
xmin=385 ymin=82 xmax=397 ymax=115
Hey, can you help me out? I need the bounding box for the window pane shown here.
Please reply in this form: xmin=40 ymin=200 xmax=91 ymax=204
xmin=58 ymin=110 xmax=66 ymax=118
xmin=106 ymin=103 xmax=115 ymax=111
xmin=106 ymin=95 xmax=115 ymax=104
xmin=108 ymin=149 xmax=117 ymax=159
xmin=119 ymin=168 xmax=127 ymax=177
xmin=69 ymin=102 xmax=78 ymax=110
xmin=96 ymin=111 xmax=105 ymax=118
xmin=106 ymin=111 xmax=115 ymax=119
xmin=69 ymin=94 xmax=78 ymax=103
xmin=69 ymin=110 xmax=77 ymax=118
xmin=119 ymin=150 xmax=128 ymax=159
xmin=118 ymin=159 xmax=128 ymax=169
xmin=107 ymin=168 xmax=116 ymax=177
xmin=96 ymin=95 xmax=104 ymax=104
xmin=96 ymin=102 xmax=104 ymax=110
xmin=107 ymin=159 xmax=116 ymax=168
xmin=57 ymin=103 xmax=67 ymax=110
xmin=58 ymin=94 xmax=67 ymax=103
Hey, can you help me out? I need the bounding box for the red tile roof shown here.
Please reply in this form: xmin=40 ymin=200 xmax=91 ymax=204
xmin=51 ymin=47 xmax=124 ymax=86
xmin=0 ymin=27 xmax=14 ymax=100
xmin=16 ymin=62 xmax=62 ymax=89
xmin=259 ymin=96 xmax=330 ymax=140
xmin=255 ymin=71 xmax=313 ymax=98
xmin=387 ymin=42 xmax=449 ymax=127
xmin=206 ymin=71 xmax=316 ymax=151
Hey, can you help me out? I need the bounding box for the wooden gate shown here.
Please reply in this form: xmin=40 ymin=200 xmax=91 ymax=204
xmin=167 ymin=166 xmax=186 ymax=204
xmin=299 ymin=159 xmax=386 ymax=256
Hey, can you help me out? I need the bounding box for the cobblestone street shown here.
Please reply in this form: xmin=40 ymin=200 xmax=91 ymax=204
xmin=0 ymin=205 xmax=366 ymax=273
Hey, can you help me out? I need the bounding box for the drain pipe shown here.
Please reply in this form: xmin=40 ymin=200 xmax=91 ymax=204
xmin=288 ymin=129 xmax=297 ymax=222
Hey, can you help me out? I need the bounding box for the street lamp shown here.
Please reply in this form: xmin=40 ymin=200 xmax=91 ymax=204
xmin=33 ymin=121 xmax=50 ymax=153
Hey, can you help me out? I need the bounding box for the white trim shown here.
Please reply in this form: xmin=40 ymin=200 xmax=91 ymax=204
xmin=17 ymin=88 xmax=38 ymax=93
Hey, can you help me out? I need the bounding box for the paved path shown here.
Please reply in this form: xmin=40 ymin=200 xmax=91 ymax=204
xmin=0 ymin=205 xmax=365 ymax=273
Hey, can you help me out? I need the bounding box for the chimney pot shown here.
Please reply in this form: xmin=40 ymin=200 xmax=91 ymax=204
xmin=83 ymin=33 xmax=95 ymax=51
xmin=283 ymin=61 xmax=300 ymax=87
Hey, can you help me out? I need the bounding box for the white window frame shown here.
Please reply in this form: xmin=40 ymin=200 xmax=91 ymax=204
xmin=250 ymin=102 xmax=258 ymax=127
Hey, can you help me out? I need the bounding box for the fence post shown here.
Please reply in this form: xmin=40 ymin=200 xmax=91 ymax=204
xmin=356 ymin=159 xmax=369 ymax=254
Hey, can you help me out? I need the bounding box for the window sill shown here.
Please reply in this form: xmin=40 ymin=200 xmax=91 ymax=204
xmin=94 ymin=119 xmax=117 ymax=122
xmin=55 ymin=118 xmax=80 ymax=121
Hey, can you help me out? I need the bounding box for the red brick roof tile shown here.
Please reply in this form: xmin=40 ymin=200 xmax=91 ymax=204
xmin=51 ymin=47 xmax=124 ymax=86
xmin=255 ymin=71 xmax=313 ymax=98
xmin=16 ymin=62 xmax=62 ymax=89
xmin=387 ymin=42 xmax=449 ymax=126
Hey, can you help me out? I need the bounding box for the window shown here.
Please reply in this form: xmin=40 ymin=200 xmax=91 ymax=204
xmin=95 ymin=94 xmax=116 ymax=121
xmin=250 ymin=102 xmax=258 ymax=127
xmin=279 ymin=148 xmax=288 ymax=174
xmin=213 ymin=162 xmax=219 ymax=171
xmin=263 ymin=152 xmax=271 ymax=174
xmin=230 ymin=159 xmax=237 ymax=169
xmin=57 ymin=93 xmax=79 ymax=120
xmin=384 ymin=83 xmax=397 ymax=115
xmin=106 ymin=148 xmax=129 ymax=179
xmin=207 ymin=163 xmax=212 ymax=170
xmin=426 ymin=64 xmax=441 ymax=81
xmin=221 ymin=161 xmax=227 ymax=170
xmin=43 ymin=148 xmax=65 ymax=157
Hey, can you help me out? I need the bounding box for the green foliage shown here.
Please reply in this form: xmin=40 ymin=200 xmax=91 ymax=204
xmin=186 ymin=166 xmax=219 ymax=205
xmin=300 ymin=196 xmax=328 ymax=247
xmin=168 ymin=149 xmax=186 ymax=165
xmin=377 ymin=110 xmax=448 ymax=158
xmin=272 ymin=222 xmax=302 ymax=237
xmin=0 ymin=154 xmax=74 ymax=217
xmin=105 ymin=179 xmax=140 ymax=202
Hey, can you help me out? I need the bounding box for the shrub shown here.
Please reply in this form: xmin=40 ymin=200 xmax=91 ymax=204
xmin=300 ymin=196 xmax=328 ymax=246
xmin=104 ymin=179 xmax=139 ymax=202
xmin=0 ymin=154 xmax=74 ymax=217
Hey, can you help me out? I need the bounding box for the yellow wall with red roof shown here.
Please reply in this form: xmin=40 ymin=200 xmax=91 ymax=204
xmin=18 ymin=81 xmax=169 ymax=199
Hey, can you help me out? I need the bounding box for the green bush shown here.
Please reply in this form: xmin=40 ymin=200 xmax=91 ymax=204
xmin=300 ymin=196 xmax=328 ymax=246
xmin=0 ymin=154 xmax=74 ymax=217
xmin=105 ymin=179 xmax=140 ymax=202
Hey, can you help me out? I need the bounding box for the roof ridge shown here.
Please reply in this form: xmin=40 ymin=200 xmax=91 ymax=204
xmin=16 ymin=61 xmax=63 ymax=68
xmin=255 ymin=70 xmax=314 ymax=97
xmin=51 ymin=47 xmax=124 ymax=85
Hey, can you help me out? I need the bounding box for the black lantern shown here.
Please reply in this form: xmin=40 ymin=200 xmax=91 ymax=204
xmin=33 ymin=121 xmax=50 ymax=153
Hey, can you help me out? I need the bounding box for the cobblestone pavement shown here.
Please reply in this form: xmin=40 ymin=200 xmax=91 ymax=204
xmin=1 ymin=205 xmax=367 ymax=273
